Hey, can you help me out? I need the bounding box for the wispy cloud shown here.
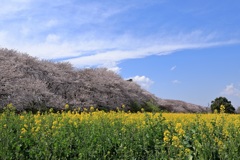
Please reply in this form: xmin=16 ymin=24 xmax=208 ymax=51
xmin=66 ymin=38 xmax=240 ymax=68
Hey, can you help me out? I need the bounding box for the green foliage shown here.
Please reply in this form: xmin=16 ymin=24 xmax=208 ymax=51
xmin=3 ymin=103 xmax=16 ymax=113
xmin=144 ymin=101 xmax=161 ymax=112
xmin=210 ymin=97 xmax=235 ymax=113
xmin=129 ymin=101 xmax=142 ymax=112
xmin=129 ymin=101 xmax=160 ymax=113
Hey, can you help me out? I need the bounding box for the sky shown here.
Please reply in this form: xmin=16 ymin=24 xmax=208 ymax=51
xmin=1 ymin=0 xmax=240 ymax=108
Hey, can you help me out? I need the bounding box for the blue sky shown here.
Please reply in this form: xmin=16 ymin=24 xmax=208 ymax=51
xmin=1 ymin=0 xmax=240 ymax=107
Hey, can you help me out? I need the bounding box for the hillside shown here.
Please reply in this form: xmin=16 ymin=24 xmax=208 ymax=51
xmin=0 ymin=48 xmax=206 ymax=112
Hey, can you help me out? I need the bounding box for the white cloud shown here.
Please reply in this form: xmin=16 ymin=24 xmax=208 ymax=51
xmin=221 ymin=83 xmax=240 ymax=97
xmin=107 ymin=66 xmax=121 ymax=74
xmin=127 ymin=76 xmax=154 ymax=90
xmin=172 ymin=80 xmax=181 ymax=84
xmin=67 ymin=38 xmax=240 ymax=69
xmin=99 ymin=61 xmax=121 ymax=74
xmin=0 ymin=0 xmax=240 ymax=71
xmin=2 ymin=29 xmax=240 ymax=71
xmin=170 ymin=66 xmax=176 ymax=71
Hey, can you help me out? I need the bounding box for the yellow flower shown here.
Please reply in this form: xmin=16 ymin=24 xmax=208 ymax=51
xmin=64 ymin=104 xmax=69 ymax=110
xmin=172 ymin=136 xmax=179 ymax=141
xmin=49 ymin=108 xmax=54 ymax=113
xmin=20 ymin=115 xmax=24 ymax=120
xmin=90 ymin=106 xmax=95 ymax=112
xmin=21 ymin=128 xmax=27 ymax=134
xmin=220 ymin=105 xmax=225 ymax=114
xmin=35 ymin=119 xmax=41 ymax=125
xmin=214 ymin=137 xmax=219 ymax=143
xmin=178 ymin=129 xmax=185 ymax=135
xmin=163 ymin=130 xmax=171 ymax=144
xmin=35 ymin=126 xmax=40 ymax=132
xmin=218 ymin=140 xmax=224 ymax=147
xmin=164 ymin=130 xmax=170 ymax=137
xmin=172 ymin=136 xmax=180 ymax=147
xmin=184 ymin=148 xmax=191 ymax=155
xmin=52 ymin=120 xmax=58 ymax=126
xmin=24 ymin=124 xmax=28 ymax=128
xmin=3 ymin=124 xmax=7 ymax=128
xmin=175 ymin=123 xmax=182 ymax=129
xmin=163 ymin=137 xmax=170 ymax=143
xmin=175 ymin=123 xmax=185 ymax=136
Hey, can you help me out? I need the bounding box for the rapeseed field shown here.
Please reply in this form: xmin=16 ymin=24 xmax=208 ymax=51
xmin=1 ymin=105 xmax=239 ymax=159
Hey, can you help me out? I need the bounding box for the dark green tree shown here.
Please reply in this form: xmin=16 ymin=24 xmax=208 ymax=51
xmin=210 ymin=97 xmax=235 ymax=113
